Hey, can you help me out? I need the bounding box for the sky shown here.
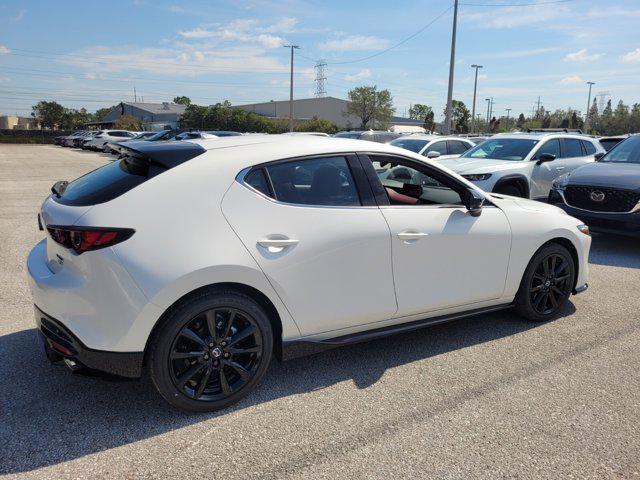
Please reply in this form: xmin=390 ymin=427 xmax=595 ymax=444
xmin=0 ymin=0 xmax=639 ymax=122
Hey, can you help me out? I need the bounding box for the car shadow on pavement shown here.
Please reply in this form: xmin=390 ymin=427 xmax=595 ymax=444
xmin=589 ymin=233 xmax=640 ymax=269
xmin=0 ymin=306 xmax=572 ymax=474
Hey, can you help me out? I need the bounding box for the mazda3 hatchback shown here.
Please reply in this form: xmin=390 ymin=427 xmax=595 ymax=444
xmin=28 ymin=136 xmax=590 ymax=412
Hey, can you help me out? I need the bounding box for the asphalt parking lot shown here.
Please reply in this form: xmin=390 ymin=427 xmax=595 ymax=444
xmin=1 ymin=144 xmax=639 ymax=479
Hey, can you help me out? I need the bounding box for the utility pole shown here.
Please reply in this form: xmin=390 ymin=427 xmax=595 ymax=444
xmin=133 ymin=86 xmax=137 ymax=102
xmin=535 ymin=96 xmax=541 ymax=117
xmin=505 ymin=108 xmax=511 ymax=131
xmin=489 ymin=97 xmax=494 ymax=121
xmin=585 ymin=81 xmax=595 ymax=132
xmin=470 ymin=64 xmax=483 ymax=133
xmin=485 ymin=98 xmax=491 ymax=125
xmin=283 ymin=44 xmax=300 ymax=132
xmin=444 ymin=0 xmax=459 ymax=134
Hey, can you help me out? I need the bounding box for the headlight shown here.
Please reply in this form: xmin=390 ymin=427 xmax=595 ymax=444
xmin=552 ymin=173 xmax=570 ymax=190
xmin=462 ymin=173 xmax=492 ymax=181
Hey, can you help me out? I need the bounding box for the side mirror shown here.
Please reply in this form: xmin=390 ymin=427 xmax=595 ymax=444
xmin=536 ymin=153 xmax=556 ymax=165
xmin=426 ymin=150 xmax=441 ymax=159
xmin=594 ymin=152 xmax=605 ymax=161
xmin=465 ymin=189 xmax=484 ymax=217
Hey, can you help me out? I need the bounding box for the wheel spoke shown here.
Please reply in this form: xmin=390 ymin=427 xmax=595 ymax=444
xmin=533 ymin=292 xmax=547 ymax=311
xmin=228 ymin=345 xmax=261 ymax=355
xmin=226 ymin=360 xmax=251 ymax=380
xmin=556 ymin=274 xmax=570 ymax=283
xmin=205 ymin=310 xmax=218 ymax=341
xmin=229 ymin=325 xmax=257 ymax=346
xmin=222 ymin=311 xmax=236 ymax=339
xmin=551 ymin=285 xmax=565 ymax=297
xmin=171 ymin=350 xmax=205 ymax=360
xmin=177 ymin=363 xmax=205 ymax=388
xmin=554 ymin=260 xmax=567 ymax=277
xmin=195 ymin=366 xmax=212 ymax=398
xmin=548 ymin=289 xmax=558 ymax=309
xmin=219 ymin=368 xmax=231 ymax=395
xmin=180 ymin=328 xmax=207 ymax=348
xmin=542 ymin=257 xmax=551 ymax=276
xmin=530 ymin=284 xmax=543 ymax=293
xmin=533 ymin=273 xmax=545 ymax=282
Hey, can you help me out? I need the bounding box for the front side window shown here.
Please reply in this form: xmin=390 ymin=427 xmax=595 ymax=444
xmin=563 ymin=138 xmax=584 ymax=158
xmin=463 ymin=138 xmax=539 ymax=161
xmin=371 ymin=155 xmax=464 ymax=206
xmin=535 ymin=138 xmax=561 ymax=159
xmin=258 ymin=156 xmax=361 ymax=206
xmin=424 ymin=141 xmax=448 ymax=155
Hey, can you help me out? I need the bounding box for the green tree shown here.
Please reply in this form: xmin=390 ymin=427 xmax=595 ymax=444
xmin=346 ymin=86 xmax=394 ymax=129
xmin=600 ymin=99 xmax=613 ymax=134
xmin=586 ymin=98 xmax=599 ymax=134
xmin=409 ymin=104 xmax=435 ymax=132
xmin=32 ymin=101 xmax=65 ymax=130
xmin=516 ymin=113 xmax=526 ymax=130
xmin=613 ymin=100 xmax=630 ymax=133
xmin=443 ymin=100 xmax=471 ymax=133
xmin=173 ymin=96 xmax=192 ymax=106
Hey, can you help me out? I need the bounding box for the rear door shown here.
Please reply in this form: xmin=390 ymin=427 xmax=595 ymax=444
xmin=561 ymin=137 xmax=595 ymax=173
xmin=221 ymin=154 xmax=397 ymax=336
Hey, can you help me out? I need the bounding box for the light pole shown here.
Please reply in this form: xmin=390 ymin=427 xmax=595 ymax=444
xmin=444 ymin=0 xmax=459 ymax=134
xmin=283 ymin=44 xmax=300 ymax=132
xmin=585 ymin=81 xmax=595 ymax=132
xmin=485 ymin=98 xmax=491 ymax=125
xmin=470 ymin=64 xmax=483 ymax=133
xmin=505 ymin=108 xmax=511 ymax=130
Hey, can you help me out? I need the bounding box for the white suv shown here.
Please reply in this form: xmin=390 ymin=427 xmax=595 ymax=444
xmin=82 ymin=130 xmax=138 ymax=152
xmin=28 ymin=136 xmax=590 ymax=411
xmin=390 ymin=135 xmax=475 ymax=160
xmin=435 ymin=133 xmax=605 ymax=200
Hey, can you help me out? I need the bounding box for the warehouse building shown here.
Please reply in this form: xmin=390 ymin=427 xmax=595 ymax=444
xmin=98 ymin=102 xmax=187 ymax=130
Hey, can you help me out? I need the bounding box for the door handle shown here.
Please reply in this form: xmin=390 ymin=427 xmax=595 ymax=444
xmin=397 ymin=231 xmax=429 ymax=241
xmin=555 ymin=166 xmax=566 ymax=171
xmin=257 ymin=237 xmax=299 ymax=252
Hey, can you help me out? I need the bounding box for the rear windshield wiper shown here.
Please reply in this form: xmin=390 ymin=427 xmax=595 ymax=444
xmin=51 ymin=180 xmax=69 ymax=198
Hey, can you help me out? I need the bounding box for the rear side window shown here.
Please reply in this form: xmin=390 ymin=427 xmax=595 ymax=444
xmin=581 ymin=140 xmax=597 ymax=155
xmin=448 ymin=140 xmax=471 ymax=154
xmin=53 ymin=144 xmax=205 ymax=206
xmin=256 ymin=156 xmax=361 ymax=206
xmin=425 ymin=141 xmax=448 ymax=155
xmin=244 ymin=169 xmax=271 ymax=197
xmin=563 ymin=138 xmax=584 ymax=157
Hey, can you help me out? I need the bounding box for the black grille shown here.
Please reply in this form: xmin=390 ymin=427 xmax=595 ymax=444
xmin=564 ymin=186 xmax=640 ymax=213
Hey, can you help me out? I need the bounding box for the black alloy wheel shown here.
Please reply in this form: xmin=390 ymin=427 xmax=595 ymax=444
xmin=169 ymin=308 xmax=263 ymax=401
xmin=149 ymin=289 xmax=273 ymax=412
xmin=514 ymin=243 xmax=575 ymax=321
xmin=528 ymin=253 xmax=572 ymax=315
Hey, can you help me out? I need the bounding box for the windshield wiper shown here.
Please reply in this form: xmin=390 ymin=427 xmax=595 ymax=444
xmin=51 ymin=180 xmax=69 ymax=198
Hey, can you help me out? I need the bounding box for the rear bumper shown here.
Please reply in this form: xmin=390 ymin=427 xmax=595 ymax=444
xmin=35 ymin=306 xmax=143 ymax=378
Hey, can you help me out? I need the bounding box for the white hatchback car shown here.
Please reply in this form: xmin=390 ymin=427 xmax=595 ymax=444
xmin=436 ymin=133 xmax=605 ymax=200
xmin=28 ymin=136 xmax=590 ymax=411
xmin=82 ymin=130 xmax=138 ymax=151
xmin=390 ymin=135 xmax=475 ymax=160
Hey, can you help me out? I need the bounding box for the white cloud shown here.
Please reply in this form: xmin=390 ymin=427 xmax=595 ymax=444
xmin=178 ymin=19 xmax=287 ymax=48
xmin=344 ymin=69 xmax=371 ymax=82
xmin=10 ymin=9 xmax=26 ymax=22
xmin=0 ymin=45 xmax=10 ymax=54
xmin=319 ymin=35 xmax=389 ymax=52
xmin=560 ymin=75 xmax=583 ymax=85
xmin=84 ymin=72 xmax=98 ymax=80
xmin=621 ymin=48 xmax=640 ymax=63
xmin=0 ymin=75 xmax=10 ymax=83
xmin=463 ymin=3 xmax=566 ymax=29
xmin=482 ymin=47 xmax=558 ymax=59
xmin=564 ymin=49 xmax=602 ymax=63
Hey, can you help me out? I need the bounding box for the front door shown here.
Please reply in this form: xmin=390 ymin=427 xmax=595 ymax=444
xmin=221 ymin=155 xmax=397 ymax=336
xmin=363 ymin=154 xmax=512 ymax=317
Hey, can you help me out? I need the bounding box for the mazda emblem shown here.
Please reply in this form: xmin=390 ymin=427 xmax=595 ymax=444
xmin=590 ymin=190 xmax=605 ymax=202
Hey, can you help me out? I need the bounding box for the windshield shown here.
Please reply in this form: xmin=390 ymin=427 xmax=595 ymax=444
xmin=599 ymin=136 xmax=640 ymax=163
xmin=389 ymin=138 xmax=429 ymax=153
xmin=333 ymin=132 xmax=362 ymax=139
xmin=461 ymin=138 xmax=539 ymax=161
xmin=145 ymin=131 xmax=173 ymax=141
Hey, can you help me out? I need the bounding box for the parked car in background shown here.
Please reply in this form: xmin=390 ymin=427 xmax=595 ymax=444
xmin=71 ymin=131 xmax=98 ymax=148
xmin=435 ymin=133 xmax=605 ymax=199
xmin=390 ymin=135 xmax=475 ymax=160
xmin=132 ymin=132 xmax=156 ymax=140
xmin=29 ymin=135 xmax=590 ymax=412
xmin=549 ymin=134 xmax=640 ymax=236
xmin=61 ymin=131 xmax=91 ymax=147
xmin=82 ymin=130 xmax=138 ymax=152
xmin=173 ymin=131 xmax=220 ymax=141
xmin=333 ymin=130 xmax=401 ymax=143
xmin=598 ymin=135 xmax=631 ymax=152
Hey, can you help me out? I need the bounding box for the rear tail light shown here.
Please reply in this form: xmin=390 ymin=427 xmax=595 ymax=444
xmin=46 ymin=226 xmax=134 ymax=254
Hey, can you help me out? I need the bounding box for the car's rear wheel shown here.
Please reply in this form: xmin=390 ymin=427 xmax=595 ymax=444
xmin=514 ymin=243 xmax=575 ymax=321
xmin=149 ymin=289 xmax=273 ymax=412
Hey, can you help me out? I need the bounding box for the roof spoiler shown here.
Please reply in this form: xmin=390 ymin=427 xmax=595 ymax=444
xmin=108 ymin=141 xmax=206 ymax=169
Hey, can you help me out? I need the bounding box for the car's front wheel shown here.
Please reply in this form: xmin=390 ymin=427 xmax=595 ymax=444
xmin=514 ymin=243 xmax=575 ymax=321
xmin=149 ymin=288 xmax=273 ymax=412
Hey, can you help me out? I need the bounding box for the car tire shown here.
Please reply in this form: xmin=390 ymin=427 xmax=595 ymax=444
xmin=148 ymin=288 xmax=273 ymax=413
xmin=494 ymin=184 xmax=523 ymax=197
xmin=513 ymin=243 xmax=575 ymax=322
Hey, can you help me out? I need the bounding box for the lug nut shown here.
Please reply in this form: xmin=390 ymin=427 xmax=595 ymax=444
xmin=224 ymin=353 xmax=230 ymax=358
xmin=204 ymin=354 xmax=209 ymax=360
xmin=209 ymin=343 xmax=214 ymax=347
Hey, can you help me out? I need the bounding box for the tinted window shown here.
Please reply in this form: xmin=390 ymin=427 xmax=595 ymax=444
xmin=266 ymin=157 xmax=360 ymax=206
xmin=448 ymin=140 xmax=471 ymax=155
xmin=371 ymin=155 xmax=463 ymax=206
xmin=535 ymin=139 xmax=561 ymax=159
xmin=389 ymin=138 xmax=429 ymax=153
xmin=600 ymin=136 xmax=640 ymax=163
xmin=333 ymin=132 xmax=362 ymax=139
xmin=563 ymin=138 xmax=584 ymax=157
xmin=462 ymin=138 xmax=538 ymax=161
xmin=244 ymin=169 xmax=271 ymax=196
xmin=425 ymin=141 xmax=448 ymax=155
xmin=599 ymin=138 xmax=623 ymax=152
xmin=581 ymin=140 xmax=597 ymax=155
